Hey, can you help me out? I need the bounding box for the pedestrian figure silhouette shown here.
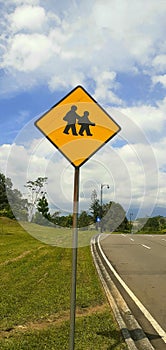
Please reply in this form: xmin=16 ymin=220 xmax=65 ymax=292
xmin=63 ymin=105 xmax=80 ymax=136
xmin=78 ymin=111 xmax=95 ymax=136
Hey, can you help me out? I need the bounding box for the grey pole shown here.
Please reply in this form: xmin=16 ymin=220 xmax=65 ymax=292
xmin=69 ymin=167 xmax=80 ymax=350
xmin=130 ymin=212 xmax=133 ymax=234
xmin=100 ymin=184 xmax=109 ymax=233
xmin=100 ymin=185 xmax=103 ymax=233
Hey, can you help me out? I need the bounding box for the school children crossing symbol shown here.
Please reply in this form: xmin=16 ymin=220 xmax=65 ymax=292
xmin=35 ymin=85 xmax=121 ymax=167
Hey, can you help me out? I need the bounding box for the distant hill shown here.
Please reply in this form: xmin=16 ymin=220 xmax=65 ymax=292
xmin=126 ymin=207 xmax=166 ymax=220
xmin=151 ymin=207 xmax=166 ymax=217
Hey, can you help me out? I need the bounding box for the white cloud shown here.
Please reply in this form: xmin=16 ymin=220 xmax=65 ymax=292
xmin=116 ymin=103 xmax=165 ymax=143
xmin=152 ymin=74 xmax=166 ymax=88
xmin=152 ymin=55 xmax=166 ymax=73
xmin=6 ymin=0 xmax=40 ymax=5
xmin=9 ymin=5 xmax=47 ymax=33
xmin=3 ymin=33 xmax=53 ymax=71
xmin=92 ymin=0 xmax=166 ymax=65
xmin=48 ymin=71 xmax=86 ymax=91
xmin=0 ymin=0 xmax=166 ymax=100
xmin=1 ymin=138 xmax=157 ymax=215
xmin=0 ymin=144 xmax=11 ymax=174
xmin=93 ymin=70 xmax=122 ymax=105
xmin=157 ymin=171 xmax=166 ymax=207
xmin=3 ymin=140 xmax=73 ymax=212
xmin=153 ymin=138 xmax=166 ymax=171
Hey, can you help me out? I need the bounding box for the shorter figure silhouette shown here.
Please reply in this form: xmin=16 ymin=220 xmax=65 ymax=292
xmin=63 ymin=105 xmax=80 ymax=136
xmin=78 ymin=111 xmax=95 ymax=136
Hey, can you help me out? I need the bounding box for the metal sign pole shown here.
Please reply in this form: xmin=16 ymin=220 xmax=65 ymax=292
xmin=34 ymin=85 xmax=121 ymax=350
xmin=100 ymin=184 xmax=103 ymax=233
xmin=69 ymin=167 xmax=80 ymax=350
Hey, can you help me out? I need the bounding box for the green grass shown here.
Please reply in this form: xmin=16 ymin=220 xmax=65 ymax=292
xmin=20 ymin=220 xmax=98 ymax=247
xmin=0 ymin=217 xmax=127 ymax=349
xmin=0 ymin=311 xmax=126 ymax=349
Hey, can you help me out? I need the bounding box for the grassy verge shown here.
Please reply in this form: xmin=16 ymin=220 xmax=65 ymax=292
xmin=0 ymin=218 xmax=127 ymax=349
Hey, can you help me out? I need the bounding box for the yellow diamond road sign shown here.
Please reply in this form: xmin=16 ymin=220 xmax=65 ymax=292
xmin=35 ymin=85 xmax=121 ymax=167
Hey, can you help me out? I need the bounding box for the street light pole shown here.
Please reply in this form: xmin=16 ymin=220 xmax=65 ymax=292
xmin=100 ymin=184 xmax=109 ymax=233
xmin=129 ymin=212 xmax=133 ymax=234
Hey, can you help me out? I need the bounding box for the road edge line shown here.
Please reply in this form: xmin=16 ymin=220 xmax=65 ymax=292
xmin=90 ymin=237 xmax=138 ymax=350
xmin=97 ymin=234 xmax=166 ymax=344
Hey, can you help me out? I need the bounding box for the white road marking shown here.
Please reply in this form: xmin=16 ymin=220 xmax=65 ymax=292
xmin=98 ymin=235 xmax=166 ymax=344
xmin=121 ymin=234 xmax=126 ymax=237
xmin=130 ymin=238 xmax=134 ymax=241
xmin=141 ymin=244 xmax=151 ymax=250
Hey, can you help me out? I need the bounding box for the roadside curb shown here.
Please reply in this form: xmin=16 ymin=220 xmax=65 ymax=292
xmin=91 ymin=235 xmax=155 ymax=350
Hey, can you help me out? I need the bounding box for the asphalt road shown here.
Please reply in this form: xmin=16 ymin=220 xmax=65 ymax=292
xmin=100 ymin=233 xmax=166 ymax=349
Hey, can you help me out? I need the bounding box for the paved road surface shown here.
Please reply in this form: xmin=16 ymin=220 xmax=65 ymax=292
xmin=100 ymin=234 xmax=166 ymax=349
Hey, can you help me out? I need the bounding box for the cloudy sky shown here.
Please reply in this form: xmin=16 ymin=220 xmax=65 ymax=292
xmin=0 ymin=0 xmax=166 ymax=220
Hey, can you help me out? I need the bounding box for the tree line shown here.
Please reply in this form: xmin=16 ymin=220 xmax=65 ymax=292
xmin=1 ymin=172 xmax=165 ymax=232
xmin=0 ymin=173 xmax=129 ymax=231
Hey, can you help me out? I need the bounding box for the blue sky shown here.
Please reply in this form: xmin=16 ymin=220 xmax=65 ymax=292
xmin=0 ymin=0 xmax=166 ymax=222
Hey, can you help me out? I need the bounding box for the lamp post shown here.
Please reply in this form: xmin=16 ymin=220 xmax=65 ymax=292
xmin=129 ymin=212 xmax=133 ymax=234
xmin=100 ymin=184 xmax=109 ymax=233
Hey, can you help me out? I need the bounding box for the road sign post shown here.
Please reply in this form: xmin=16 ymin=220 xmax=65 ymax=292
xmin=70 ymin=167 xmax=79 ymax=350
xmin=34 ymin=85 xmax=121 ymax=349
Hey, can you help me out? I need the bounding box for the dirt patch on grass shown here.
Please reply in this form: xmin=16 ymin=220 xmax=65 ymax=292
xmin=0 ymin=246 xmax=45 ymax=266
xmin=0 ymin=251 xmax=31 ymax=266
xmin=0 ymin=217 xmax=14 ymax=224
xmin=0 ymin=303 xmax=109 ymax=338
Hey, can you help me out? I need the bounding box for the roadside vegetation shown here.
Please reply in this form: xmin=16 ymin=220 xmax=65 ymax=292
xmin=136 ymin=216 xmax=166 ymax=234
xmin=0 ymin=217 xmax=127 ymax=349
xmin=0 ymin=173 xmax=129 ymax=231
xmin=1 ymin=172 xmax=165 ymax=234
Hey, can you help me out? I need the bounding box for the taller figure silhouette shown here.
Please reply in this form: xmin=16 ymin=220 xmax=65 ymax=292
xmin=63 ymin=105 xmax=80 ymax=136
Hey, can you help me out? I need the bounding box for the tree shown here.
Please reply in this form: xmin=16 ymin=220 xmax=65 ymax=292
xmin=143 ymin=216 xmax=161 ymax=231
xmin=24 ymin=177 xmax=48 ymax=221
xmin=89 ymin=189 xmax=100 ymax=223
xmin=32 ymin=195 xmax=51 ymax=226
xmin=159 ymin=216 xmax=166 ymax=230
xmin=7 ymin=187 xmax=28 ymax=220
xmin=78 ymin=210 xmax=92 ymax=230
xmin=89 ymin=190 xmax=129 ymax=232
xmin=57 ymin=214 xmax=73 ymax=227
xmin=0 ymin=173 xmax=28 ymax=220
xmin=116 ymin=216 xmax=129 ymax=232
xmin=65 ymin=214 xmax=73 ymax=227
xmin=50 ymin=211 xmax=60 ymax=225
xmin=0 ymin=173 xmax=11 ymax=214
xmin=102 ymin=201 xmax=128 ymax=232
xmin=37 ymin=194 xmax=50 ymax=219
